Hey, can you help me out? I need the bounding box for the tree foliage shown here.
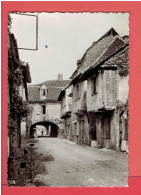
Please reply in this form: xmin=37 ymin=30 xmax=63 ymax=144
xmin=8 ymin=47 xmax=30 ymax=135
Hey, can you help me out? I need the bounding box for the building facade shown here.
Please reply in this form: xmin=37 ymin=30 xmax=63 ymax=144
xmin=59 ymin=28 xmax=129 ymax=152
xmin=71 ymin=80 xmax=89 ymax=144
xmin=27 ymin=75 xmax=70 ymax=138
xmin=58 ymin=85 xmax=73 ymax=140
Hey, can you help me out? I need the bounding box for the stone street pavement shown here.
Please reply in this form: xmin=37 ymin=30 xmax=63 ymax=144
xmin=33 ymin=138 xmax=128 ymax=187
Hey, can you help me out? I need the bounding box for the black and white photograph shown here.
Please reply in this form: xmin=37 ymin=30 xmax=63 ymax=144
xmin=8 ymin=12 xmax=129 ymax=187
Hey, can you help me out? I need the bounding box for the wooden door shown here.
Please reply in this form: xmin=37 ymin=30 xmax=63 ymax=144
xmin=101 ymin=115 xmax=111 ymax=147
xmin=103 ymin=116 xmax=110 ymax=139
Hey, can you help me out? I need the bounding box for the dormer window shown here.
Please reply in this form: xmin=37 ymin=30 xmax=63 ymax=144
xmin=42 ymin=89 xmax=46 ymax=96
xmin=40 ymin=84 xmax=47 ymax=99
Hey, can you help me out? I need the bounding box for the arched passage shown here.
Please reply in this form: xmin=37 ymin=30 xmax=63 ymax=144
xmin=30 ymin=121 xmax=59 ymax=138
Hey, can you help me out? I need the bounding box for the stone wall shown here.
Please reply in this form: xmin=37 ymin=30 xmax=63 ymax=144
xmin=87 ymin=72 xmax=104 ymax=112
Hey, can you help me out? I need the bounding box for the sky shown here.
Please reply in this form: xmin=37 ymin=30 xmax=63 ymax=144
xmin=10 ymin=12 xmax=129 ymax=85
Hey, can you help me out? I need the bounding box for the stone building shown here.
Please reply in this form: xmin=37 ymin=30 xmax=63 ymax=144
xmin=59 ymin=68 xmax=90 ymax=145
xmin=27 ymin=74 xmax=70 ymax=138
xmin=59 ymin=28 xmax=129 ymax=151
xmin=8 ymin=32 xmax=32 ymax=180
xmin=58 ymin=85 xmax=73 ymax=140
xmin=80 ymin=28 xmax=129 ymax=151
xmin=70 ymin=73 xmax=89 ymax=145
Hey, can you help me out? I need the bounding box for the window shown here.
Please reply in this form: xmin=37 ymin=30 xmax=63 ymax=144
xmin=41 ymin=89 xmax=46 ymax=96
xmin=36 ymin=105 xmax=40 ymax=115
xmin=91 ymin=76 xmax=98 ymax=95
xmin=41 ymin=105 xmax=46 ymax=114
xmin=76 ymin=84 xmax=80 ymax=100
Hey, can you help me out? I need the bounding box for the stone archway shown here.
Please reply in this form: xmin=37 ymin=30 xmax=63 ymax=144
xmin=30 ymin=121 xmax=59 ymax=138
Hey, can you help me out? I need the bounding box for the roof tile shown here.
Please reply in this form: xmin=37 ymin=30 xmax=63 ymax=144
xmin=28 ymin=80 xmax=70 ymax=101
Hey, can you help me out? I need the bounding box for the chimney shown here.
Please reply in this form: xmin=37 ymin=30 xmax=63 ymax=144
xmin=58 ymin=73 xmax=63 ymax=81
xmin=122 ymin=36 xmax=129 ymax=44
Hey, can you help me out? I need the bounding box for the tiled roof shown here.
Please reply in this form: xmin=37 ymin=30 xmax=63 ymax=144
xmin=28 ymin=86 xmax=40 ymax=101
xmin=69 ymin=28 xmax=127 ymax=84
xmin=93 ymin=36 xmax=126 ymax=69
xmin=34 ymin=80 xmax=70 ymax=87
xmin=69 ymin=69 xmax=79 ymax=80
xmin=47 ymin=87 xmax=64 ymax=100
xmin=102 ymin=45 xmax=129 ymax=68
xmin=28 ymin=79 xmax=70 ymax=101
xmin=78 ymin=28 xmax=126 ymax=74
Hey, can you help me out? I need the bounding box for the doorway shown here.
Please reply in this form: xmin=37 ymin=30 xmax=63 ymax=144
xmin=101 ymin=115 xmax=111 ymax=148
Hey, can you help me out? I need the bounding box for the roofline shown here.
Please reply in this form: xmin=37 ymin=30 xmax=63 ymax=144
xmin=72 ymin=28 xmax=119 ymax=76
xmin=69 ymin=43 xmax=128 ymax=85
xmin=88 ymin=35 xmax=126 ymax=71
xmin=58 ymin=90 xmax=65 ymax=101
xmin=96 ymin=27 xmax=119 ymax=43
xmin=33 ymin=79 xmax=70 ymax=86
xmin=81 ymin=43 xmax=129 ymax=81
xmin=58 ymin=82 xmax=73 ymax=101
xmin=68 ymin=28 xmax=120 ymax=86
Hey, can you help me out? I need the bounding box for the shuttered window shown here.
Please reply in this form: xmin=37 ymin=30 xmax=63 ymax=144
xmin=36 ymin=105 xmax=40 ymax=115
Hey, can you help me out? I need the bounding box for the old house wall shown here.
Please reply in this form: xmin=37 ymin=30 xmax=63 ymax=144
xmin=71 ymin=81 xmax=89 ymax=144
xmin=118 ymin=75 xmax=129 ymax=104
xmin=87 ymin=72 xmax=103 ymax=112
xmin=89 ymin=112 xmax=118 ymax=149
xmin=72 ymin=84 xmax=78 ymax=123
xmin=103 ymin=69 xmax=118 ymax=109
xmin=61 ymin=95 xmax=66 ymax=111
xmin=107 ymin=111 xmax=117 ymax=150
xmin=73 ymin=81 xmax=87 ymax=113
xmin=87 ymin=69 xmax=118 ymax=112
xmin=58 ymin=120 xmax=65 ymax=139
xmin=104 ymin=109 xmax=125 ymax=151
xmin=30 ymin=103 xmax=41 ymax=123
xmin=101 ymin=46 xmax=129 ymax=151
xmin=95 ymin=112 xmax=119 ymax=150
xmin=60 ymin=88 xmax=72 ymax=118
xmin=46 ymin=102 xmax=61 ymax=119
xmin=77 ymin=114 xmax=90 ymax=144
xmin=115 ymin=74 xmax=129 ymax=151
xmin=87 ymin=69 xmax=118 ymax=149
xmin=64 ymin=87 xmax=73 ymax=140
xmin=114 ymin=111 xmax=120 ymax=150
xmin=30 ymin=102 xmax=61 ymax=123
xmin=64 ymin=116 xmax=72 ymax=140
xmin=71 ymin=82 xmax=79 ymax=143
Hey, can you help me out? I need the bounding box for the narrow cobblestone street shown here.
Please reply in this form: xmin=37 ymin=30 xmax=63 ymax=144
xmin=32 ymin=138 xmax=128 ymax=187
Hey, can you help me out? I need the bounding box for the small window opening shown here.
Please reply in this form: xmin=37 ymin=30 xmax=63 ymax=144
xmin=42 ymin=89 xmax=46 ymax=96
xmin=42 ymin=105 xmax=46 ymax=114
